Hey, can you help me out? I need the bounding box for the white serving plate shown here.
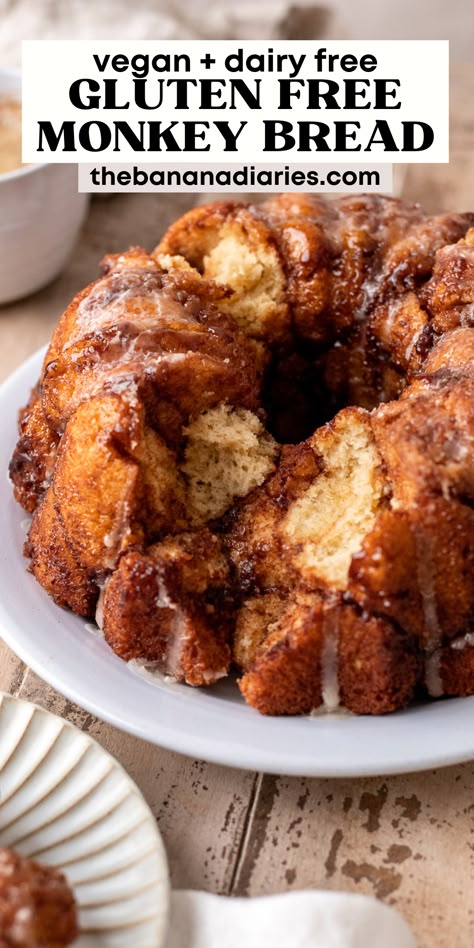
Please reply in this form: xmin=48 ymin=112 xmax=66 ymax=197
xmin=1 ymin=348 xmax=474 ymax=778
xmin=0 ymin=692 xmax=169 ymax=947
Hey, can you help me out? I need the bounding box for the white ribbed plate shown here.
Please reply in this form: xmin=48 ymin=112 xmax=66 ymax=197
xmin=0 ymin=693 xmax=169 ymax=947
xmin=1 ymin=348 xmax=474 ymax=778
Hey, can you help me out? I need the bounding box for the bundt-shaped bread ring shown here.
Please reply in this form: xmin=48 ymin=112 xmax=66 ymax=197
xmin=10 ymin=194 xmax=474 ymax=714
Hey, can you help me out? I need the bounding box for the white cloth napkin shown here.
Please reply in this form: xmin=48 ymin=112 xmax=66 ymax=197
xmin=166 ymin=890 xmax=417 ymax=948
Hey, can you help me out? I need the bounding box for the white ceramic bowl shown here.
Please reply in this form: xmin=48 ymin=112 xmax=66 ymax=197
xmin=0 ymin=69 xmax=89 ymax=306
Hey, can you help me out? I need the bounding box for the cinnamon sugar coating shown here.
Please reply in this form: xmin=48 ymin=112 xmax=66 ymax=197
xmin=10 ymin=195 xmax=474 ymax=711
xmin=0 ymin=849 xmax=78 ymax=948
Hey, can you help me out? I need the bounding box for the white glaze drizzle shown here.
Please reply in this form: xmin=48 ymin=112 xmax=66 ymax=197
xmin=424 ymin=650 xmax=443 ymax=698
xmin=150 ymin=573 xmax=191 ymax=681
xmin=102 ymin=500 xmax=132 ymax=570
xmin=320 ymin=606 xmax=341 ymax=712
xmin=460 ymin=303 xmax=474 ymax=327
xmin=415 ymin=532 xmax=444 ymax=697
xmin=127 ymin=658 xmax=180 ymax=686
xmin=353 ymin=275 xmax=381 ymax=322
xmin=383 ymin=299 xmax=400 ymax=342
xmin=450 ymin=632 xmax=474 ymax=651
xmin=404 ymin=328 xmax=422 ymax=365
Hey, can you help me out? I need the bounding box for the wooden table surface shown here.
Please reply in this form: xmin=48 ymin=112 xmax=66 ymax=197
xmin=1 ymin=65 xmax=473 ymax=948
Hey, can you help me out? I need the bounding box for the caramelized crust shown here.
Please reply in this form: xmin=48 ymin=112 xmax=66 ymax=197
xmin=27 ymin=489 xmax=98 ymax=616
xmin=26 ymin=391 xmax=189 ymax=612
xmin=156 ymin=195 xmax=473 ymax=348
xmin=14 ymin=251 xmax=274 ymax=624
xmin=420 ymin=228 xmax=474 ymax=328
xmin=435 ymin=635 xmax=474 ymax=698
xmin=10 ymin=394 xmax=60 ymax=513
xmin=233 ymin=592 xmax=288 ymax=671
xmin=372 ymin=377 xmax=474 ymax=506
xmin=41 ymin=251 xmax=260 ymax=440
xmin=239 ymin=594 xmax=420 ymax=716
xmin=0 ymin=848 xmax=78 ymax=948
xmin=422 ymin=326 xmax=474 ymax=376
